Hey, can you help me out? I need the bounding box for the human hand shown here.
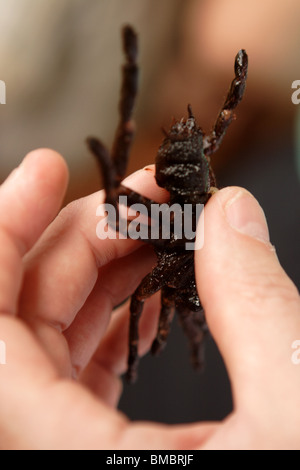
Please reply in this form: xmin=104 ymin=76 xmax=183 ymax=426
xmin=0 ymin=149 xmax=299 ymax=450
xmin=195 ymin=186 xmax=300 ymax=449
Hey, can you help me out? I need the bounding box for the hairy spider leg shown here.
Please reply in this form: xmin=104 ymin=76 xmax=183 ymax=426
xmin=176 ymin=305 xmax=208 ymax=371
xmin=111 ymin=25 xmax=138 ymax=187
xmin=87 ymin=25 xmax=138 ymax=205
xmin=151 ymin=287 xmax=176 ymax=356
xmin=127 ymin=295 xmax=145 ymax=384
xmin=203 ymin=49 xmax=248 ymax=157
xmin=115 ymin=185 xmax=165 ymax=242
xmin=86 ymin=137 xmax=116 ymax=205
xmin=126 ymin=265 xmax=165 ymax=383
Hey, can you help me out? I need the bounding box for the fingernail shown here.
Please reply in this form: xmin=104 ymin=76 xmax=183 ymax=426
xmin=224 ymin=189 xmax=270 ymax=244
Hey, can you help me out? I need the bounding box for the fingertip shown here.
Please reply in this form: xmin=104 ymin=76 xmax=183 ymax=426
xmin=195 ymin=185 xmax=279 ymax=313
xmin=122 ymin=165 xmax=169 ymax=203
xmin=216 ymin=187 xmax=270 ymax=245
xmin=21 ymin=148 xmax=69 ymax=192
xmin=196 ymin=186 xmax=273 ymax=273
xmin=0 ymin=148 xmax=69 ymax=258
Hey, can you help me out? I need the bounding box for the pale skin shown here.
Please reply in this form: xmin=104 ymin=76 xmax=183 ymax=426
xmin=0 ymin=149 xmax=299 ymax=450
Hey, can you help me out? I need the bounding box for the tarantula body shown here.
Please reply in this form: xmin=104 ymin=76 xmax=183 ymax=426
xmin=156 ymin=116 xmax=211 ymax=205
xmin=87 ymin=25 xmax=248 ymax=383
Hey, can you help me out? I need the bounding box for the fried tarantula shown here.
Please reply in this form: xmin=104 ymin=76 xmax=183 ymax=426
xmin=87 ymin=25 xmax=248 ymax=383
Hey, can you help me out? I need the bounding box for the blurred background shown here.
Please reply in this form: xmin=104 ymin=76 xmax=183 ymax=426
xmin=0 ymin=0 xmax=299 ymax=424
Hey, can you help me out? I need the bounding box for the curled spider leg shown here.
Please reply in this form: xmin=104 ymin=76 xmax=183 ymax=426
xmin=176 ymin=305 xmax=208 ymax=371
xmin=108 ymin=186 xmax=177 ymax=247
xmin=151 ymin=287 xmax=176 ymax=356
xmin=117 ymin=185 xmax=162 ymax=214
xmin=203 ymin=49 xmax=248 ymax=157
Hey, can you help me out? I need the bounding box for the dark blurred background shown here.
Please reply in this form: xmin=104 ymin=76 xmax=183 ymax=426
xmin=0 ymin=0 xmax=299 ymax=424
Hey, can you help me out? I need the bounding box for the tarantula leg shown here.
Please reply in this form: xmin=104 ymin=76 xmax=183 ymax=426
xmin=223 ymin=49 xmax=248 ymax=110
xmin=86 ymin=137 xmax=117 ymax=206
xmin=117 ymin=185 xmax=161 ymax=214
xmin=151 ymin=287 xmax=175 ymax=356
xmin=176 ymin=306 xmax=208 ymax=371
xmin=107 ymin=185 xmax=172 ymax=246
xmin=126 ymin=294 xmax=144 ymax=384
xmin=87 ymin=26 xmax=138 ymax=202
xmin=203 ymin=49 xmax=248 ymax=157
xmin=126 ymin=266 xmax=165 ymax=383
xmin=111 ymin=25 xmax=138 ymax=187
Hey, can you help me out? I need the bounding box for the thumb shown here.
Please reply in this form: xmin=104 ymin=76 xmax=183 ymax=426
xmin=195 ymin=187 xmax=300 ymax=410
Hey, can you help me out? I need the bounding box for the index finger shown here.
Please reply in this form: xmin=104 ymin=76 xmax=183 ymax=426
xmin=19 ymin=166 xmax=168 ymax=330
xmin=0 ymin=149 xmax=68 ymax=315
